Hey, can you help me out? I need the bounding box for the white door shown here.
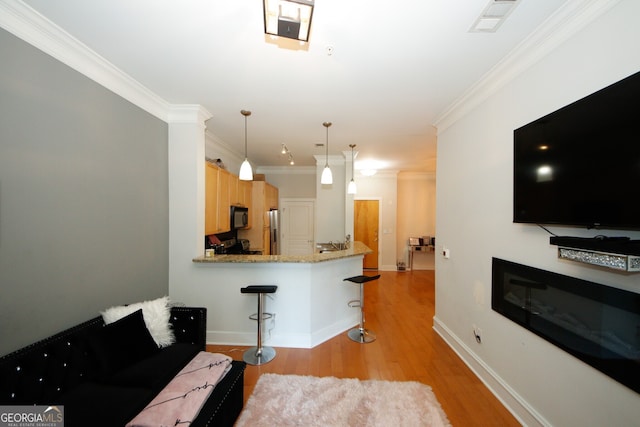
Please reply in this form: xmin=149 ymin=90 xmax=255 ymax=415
xmin=280 ymin=199 xmax=315 ymax=255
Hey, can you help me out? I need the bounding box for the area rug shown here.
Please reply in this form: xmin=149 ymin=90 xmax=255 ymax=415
xmin=235 ymin=373 xmax=451 ymax=426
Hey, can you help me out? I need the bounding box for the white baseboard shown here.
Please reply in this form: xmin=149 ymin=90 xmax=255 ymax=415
xmin=310 ymin=314 xmax=359 ymax=347
xmin=207 ymin=313 xmax=358 ymax=349
xmin=433 ymin=316 xmax=550 ymax=427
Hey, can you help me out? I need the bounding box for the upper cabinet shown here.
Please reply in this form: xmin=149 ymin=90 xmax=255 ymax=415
xmin=205 ymin=162 xmax=250 ymax=234
xmin=238 ymin=179 xmax=252 ymax=208
xmin=217 ymin=168 xmax=231 ymax=231
xmin=229 ymin=174 xmax=252 ymax=208
xmin=265 ymin=182 xmax=278 ymax=210
xmin=238 ymin=179 xmax=278 ymax=253
xmin=205 ymin=162 xmax=221 ymax=235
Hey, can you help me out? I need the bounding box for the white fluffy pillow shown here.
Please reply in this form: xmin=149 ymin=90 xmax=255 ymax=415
xmin=101 ymin=296 xmax=175 ymax=347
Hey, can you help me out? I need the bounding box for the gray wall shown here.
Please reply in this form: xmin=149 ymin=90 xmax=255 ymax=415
xmin=0 ymin=29 xmax=169 ymax=356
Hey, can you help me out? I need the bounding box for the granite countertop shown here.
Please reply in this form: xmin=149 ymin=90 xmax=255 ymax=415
xmin=193 ymin=241 xmax=371 ymax=264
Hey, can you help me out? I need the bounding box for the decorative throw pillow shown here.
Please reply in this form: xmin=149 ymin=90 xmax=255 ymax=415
xmin=89 ymin=309 xmax=159 ymax=376
xmin=101 ymin=296 xmax=175 ymax=347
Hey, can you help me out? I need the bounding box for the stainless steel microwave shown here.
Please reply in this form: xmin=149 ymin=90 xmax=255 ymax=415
xmin=230 ymin=206 xmax=249 ymax=229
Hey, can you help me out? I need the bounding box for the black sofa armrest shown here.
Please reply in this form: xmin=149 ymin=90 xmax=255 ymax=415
xmin=192 ymin=360 xmax=246 ymax=427
xmin=0 ymin=306 xmax=208 ymax=405
xmin=0 ymin=316 xmax=105 ymax=404
xmin=169 ymin=306 xmax=207 ymax=350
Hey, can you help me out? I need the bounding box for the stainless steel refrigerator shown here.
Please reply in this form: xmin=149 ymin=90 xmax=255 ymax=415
xmin=268 ymin=209 xmax=279 ymax=255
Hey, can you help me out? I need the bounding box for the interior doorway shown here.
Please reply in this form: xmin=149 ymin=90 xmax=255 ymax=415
xmin=354 ymin=199 xmax=379 ymax=270
xmin=280 ymin=199 xmax=315 ymax=255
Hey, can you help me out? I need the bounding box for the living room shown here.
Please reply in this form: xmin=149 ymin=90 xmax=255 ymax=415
xmin=2 ymin=1 xmax=640 ymax=426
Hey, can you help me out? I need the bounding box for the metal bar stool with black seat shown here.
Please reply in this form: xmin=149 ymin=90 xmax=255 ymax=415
xmin=343 ymin=274 xmax=380 ymax=343
xmin=241 ymin=285 xmax=277 ymax=365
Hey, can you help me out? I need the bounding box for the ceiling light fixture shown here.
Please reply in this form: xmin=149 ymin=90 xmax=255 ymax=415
xmin=347 ymin=144 xmax=357 ymax=194
xmin=239 ymin=110 xmax=253 ymax=181
xmin=321 ymin=122 xmax=333 ymax=185
xmin=280 ymin=143 xmax=295 ymax=165
xmin=263 ymin=0 xmax=315 ymax=42
xmin=470 ymin=0 xmax=520 ymax=33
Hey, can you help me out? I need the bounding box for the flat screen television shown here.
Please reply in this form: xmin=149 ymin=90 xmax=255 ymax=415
xmin=513 ymin=70 xmax=640 ymax=230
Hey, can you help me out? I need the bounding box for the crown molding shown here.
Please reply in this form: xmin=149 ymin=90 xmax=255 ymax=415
xmin=257 ymin=166 xmax=316 ymax=175
xmin=0 ymin=0 xmax=171 ymax=122
xmin=313 ymin=154 xmax=345 ymax=166
xmin=167 ymin=105 xmax=212 ymax=125
xmin=204 ymin=128 xmax=245 ymax=166
xmin=434 ymin=0 xmax=621 ymax=132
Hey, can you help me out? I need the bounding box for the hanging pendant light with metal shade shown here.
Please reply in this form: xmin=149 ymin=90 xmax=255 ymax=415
xmin=321 ymin=122 xmax=333 ymax=184
xmin=347 ymin=144 xmax=357 ymax=194
xmin=239 ymin=110 xmax=253 ymax=181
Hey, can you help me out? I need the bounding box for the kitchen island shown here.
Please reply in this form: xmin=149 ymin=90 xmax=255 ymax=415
xmin=188 ymin=242 xmax=372 ymax=348
xmin=193 ymin=241 xmax=371 ymax=264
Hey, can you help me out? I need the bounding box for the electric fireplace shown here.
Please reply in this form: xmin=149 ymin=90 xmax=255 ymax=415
xmin=492 ymin=258 xmax=640 ymax=393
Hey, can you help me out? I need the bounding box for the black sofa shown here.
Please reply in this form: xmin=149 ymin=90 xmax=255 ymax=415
xmin=0 ymin=307 xmax=246 ymax=427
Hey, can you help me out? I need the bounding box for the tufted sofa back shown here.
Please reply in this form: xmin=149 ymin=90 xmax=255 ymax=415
xmin=0 ymin=306 xmax=206 ymax=405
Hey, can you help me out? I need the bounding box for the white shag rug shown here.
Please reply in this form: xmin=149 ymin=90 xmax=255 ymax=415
xmin=235 ymin=374 xmax=452 ymax=427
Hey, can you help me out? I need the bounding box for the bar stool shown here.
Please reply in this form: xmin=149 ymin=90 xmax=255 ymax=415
xmin=241 ymin=285 xmax=277 ymax=365
xmin=343 ymin=274 xmax=380 ymax=343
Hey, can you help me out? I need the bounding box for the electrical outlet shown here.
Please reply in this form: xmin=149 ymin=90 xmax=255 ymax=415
xmin=473 ymin=325 xmax=482 ymax=344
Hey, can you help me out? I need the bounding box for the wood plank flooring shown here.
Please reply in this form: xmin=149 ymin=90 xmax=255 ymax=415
xmin=207 ymin=270 xmax=520 ymax=426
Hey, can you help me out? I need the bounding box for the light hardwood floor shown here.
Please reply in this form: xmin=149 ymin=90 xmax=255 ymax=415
xmin=207 ymin=270 xmax=520 ymax=426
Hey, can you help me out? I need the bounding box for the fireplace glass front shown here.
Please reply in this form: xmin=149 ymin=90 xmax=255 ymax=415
xmin=492 ymin=257 xmax=640 ymax=393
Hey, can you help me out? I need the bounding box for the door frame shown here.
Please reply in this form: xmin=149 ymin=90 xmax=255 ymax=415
xmin=354 ymin=197 xmax=382 ymax=270
xmin=280 ymin=198 xmax=316 ymax=255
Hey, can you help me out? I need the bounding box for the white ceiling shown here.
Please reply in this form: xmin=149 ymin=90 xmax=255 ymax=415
xmin=20 ymin=0 xmax=568 ymax=173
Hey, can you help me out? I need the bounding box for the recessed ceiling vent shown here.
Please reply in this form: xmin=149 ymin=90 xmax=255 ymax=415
xmin=469 ymin=0 xmax=520 ymax=33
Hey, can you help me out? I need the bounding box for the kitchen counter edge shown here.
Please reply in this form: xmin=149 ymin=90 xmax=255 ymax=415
xmin=192 ymin=241 xmax=372 ymax=264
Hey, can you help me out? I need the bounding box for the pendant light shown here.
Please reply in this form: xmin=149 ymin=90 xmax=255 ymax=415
xmin=239 ymin=110 xmax=253 ymax=181
xmin=347 ymin=144 xmax=357 ymax=194
xmin=320 ymin=122 xmax=333 ymax=184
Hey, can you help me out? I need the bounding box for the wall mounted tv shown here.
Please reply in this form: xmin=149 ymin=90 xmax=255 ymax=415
xmin=513 ymin=70 xmax=640 ymax=230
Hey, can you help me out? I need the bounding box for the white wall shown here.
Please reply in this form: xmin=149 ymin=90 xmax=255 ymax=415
xmin=398 ymin=172 xmax=436 ymax=269
xmin=261 ymin=167 xmax=317 ymax=199
xmin=356 ymin=172 xmax=399 ymax=271
xmin=315 ymin=155 xmax=347 ymax=243
xmin=434 ymin=1 xmax=640 ymax=425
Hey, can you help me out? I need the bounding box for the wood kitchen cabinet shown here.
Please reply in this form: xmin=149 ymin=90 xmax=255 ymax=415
xmin=205 ymin=162 xmax=231 ymax=234
xmin=205 ymin=162 xmax=220 ymax=235
xmin=229 ymin=174 xmax=252 ymax=207
xmin=266 ymin=183 xmax=278 ymax=210
xmin=218 ymin=168 xmax=230 ymax=230
xmin=229 ymin=173 xmax=239 ymax=207
xmin=238 ymin=179 xmax=252 ymax=207
xmin=228 ymin=173 xmax=252 ymax=229
xmin=238 ymin=179 xmax=278 ymax=254
xmin=205 ymin=162 xmax=253 ymax=235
